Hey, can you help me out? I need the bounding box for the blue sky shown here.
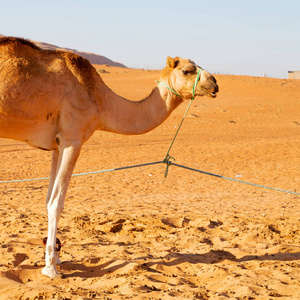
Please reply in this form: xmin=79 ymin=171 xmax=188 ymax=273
xmin=1 ymin=0 xmax=299 ymax=78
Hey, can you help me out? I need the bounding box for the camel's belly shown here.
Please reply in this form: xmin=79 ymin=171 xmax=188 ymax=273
xmin=0 ymin=114 xmax=58 ymax=150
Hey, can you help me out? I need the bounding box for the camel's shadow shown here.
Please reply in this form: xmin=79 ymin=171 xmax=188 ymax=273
xmin=57 ymin=248 xmax=300 ymax=279
xmin=59 ymin=259 xmax=133 ymax=279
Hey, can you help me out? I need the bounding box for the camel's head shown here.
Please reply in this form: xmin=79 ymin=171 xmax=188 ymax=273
xmin=160 ymin=56 xmax=219 ymax=99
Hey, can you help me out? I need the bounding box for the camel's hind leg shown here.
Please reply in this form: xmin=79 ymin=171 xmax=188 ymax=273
xmin=41 ymin=137 xmax=81 ymax=278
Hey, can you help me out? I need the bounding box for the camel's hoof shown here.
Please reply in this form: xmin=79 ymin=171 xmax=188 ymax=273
xmin=41 ymin=266 xmax=63 ymax=279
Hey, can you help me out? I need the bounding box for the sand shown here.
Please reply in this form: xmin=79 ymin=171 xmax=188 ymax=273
xmin=0 ymin=66 xmax=299 ymax=299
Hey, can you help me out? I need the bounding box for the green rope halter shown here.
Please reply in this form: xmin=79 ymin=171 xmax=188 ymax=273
xmin=156 ymin=68 xmax=203 ymax=100
xmin=154 ymin=81 xmax=182 ymax=97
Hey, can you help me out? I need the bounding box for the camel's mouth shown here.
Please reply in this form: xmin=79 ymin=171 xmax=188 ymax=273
xmin=210 ymin=92 xmax=217 ymax=98
xmin=201 ymin=88 xmax=218 ymax=98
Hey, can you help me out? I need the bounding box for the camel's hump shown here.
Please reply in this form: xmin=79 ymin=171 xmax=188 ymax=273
xmin=0 ymin=36 xmax=41 ymax=50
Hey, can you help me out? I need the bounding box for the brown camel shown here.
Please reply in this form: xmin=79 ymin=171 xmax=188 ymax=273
xmin=0 ymin=37 xmax=219 ymax=278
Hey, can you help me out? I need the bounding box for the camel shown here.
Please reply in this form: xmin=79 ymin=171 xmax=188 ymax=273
xmin=0 ymin=37 xmax=219 ymax=278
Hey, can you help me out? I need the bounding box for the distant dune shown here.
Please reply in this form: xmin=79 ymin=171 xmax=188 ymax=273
xmin=0 ymin=34 xmax=127 ymax=68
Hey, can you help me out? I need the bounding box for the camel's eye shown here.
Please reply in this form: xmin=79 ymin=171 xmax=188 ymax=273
xmin=182 ymin=70 xmax=189 ymax=75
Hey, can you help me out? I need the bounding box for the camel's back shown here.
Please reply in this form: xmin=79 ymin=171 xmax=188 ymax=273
xmin=0 ymin=37 xmax=41 ymax=55
xmin=0 ymin=38 xmax=62 ymax=117
xmin=0 ymin=37 xmax=100 ymax=145
xmin=0 ymin=37 xmax=98 ymax=110
xmin=0 ymin=37 xmax=97 ymax=85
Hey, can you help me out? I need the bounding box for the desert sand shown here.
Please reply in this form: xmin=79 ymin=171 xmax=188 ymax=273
xmin=0 ymin=66 xmax=299 ymax=299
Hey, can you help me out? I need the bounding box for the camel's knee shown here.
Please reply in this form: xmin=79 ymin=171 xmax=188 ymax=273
xmin=47 ymin=200 xmax=64 ymax=219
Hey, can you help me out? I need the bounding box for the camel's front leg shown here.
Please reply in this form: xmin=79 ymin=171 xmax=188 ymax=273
xmin=45 ymin=150 xmax=59 ymax=205
xmin=41 ymin=141 xmax=81 ymax=278
xmin=45 ymin=150 xmax=62 ymax=264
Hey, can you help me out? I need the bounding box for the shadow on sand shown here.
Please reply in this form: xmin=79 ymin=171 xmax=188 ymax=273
xmin=55 ymin=248 xmax=300 ymax=279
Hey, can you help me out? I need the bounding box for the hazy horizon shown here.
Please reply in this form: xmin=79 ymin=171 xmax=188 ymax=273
xmin=1 ymin=0 xmax=300 ymax=78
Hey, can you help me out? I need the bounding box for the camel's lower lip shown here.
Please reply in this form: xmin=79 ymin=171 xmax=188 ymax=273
xmin=210 ymin=92 xmax=217 ymax=98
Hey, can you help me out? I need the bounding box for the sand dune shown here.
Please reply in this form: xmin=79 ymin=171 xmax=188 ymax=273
xmin=0 ymin=66 xmax=299 ymax=299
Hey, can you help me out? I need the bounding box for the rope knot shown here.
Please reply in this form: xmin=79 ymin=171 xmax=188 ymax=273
xmin=163 ymin=154 xmax=175 ymax=178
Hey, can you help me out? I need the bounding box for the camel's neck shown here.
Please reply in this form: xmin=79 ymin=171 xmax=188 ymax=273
xmin=96 ymin=80 xmax=183 ymax=135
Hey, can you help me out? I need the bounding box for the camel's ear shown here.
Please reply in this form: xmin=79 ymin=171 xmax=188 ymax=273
xmin=166 ymin=56 xmax=176 ymax=69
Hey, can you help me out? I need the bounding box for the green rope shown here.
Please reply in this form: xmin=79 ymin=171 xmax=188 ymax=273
xmin=163 ymin=98 xmax=193 ymax=175
xmin=162 ymin=69 xmax=202 ymax=174
xmin=155 ymin=81 xmax=182 ymax=98
xmin=0 ymin=161 xmax=164 ymax=184
xmin=192 ymin=68 xmax=202 ymax=97
xmin=170 ymin=162 xmax=300 ymax=196
xmin=72 ymin=161 xmax=163 ymax=177
xmin=1 ymin=160 xmax=298 ymax=196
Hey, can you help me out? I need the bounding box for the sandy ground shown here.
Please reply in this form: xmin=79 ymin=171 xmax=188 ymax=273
xmin=0 ymin=66 xmax=299 ymax=299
